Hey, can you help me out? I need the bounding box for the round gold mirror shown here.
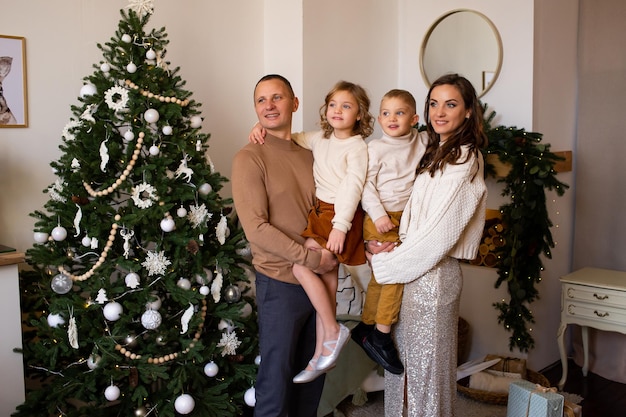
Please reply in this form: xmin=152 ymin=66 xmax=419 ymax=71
xmin=420 ymin=9 xmax=503 ymax=97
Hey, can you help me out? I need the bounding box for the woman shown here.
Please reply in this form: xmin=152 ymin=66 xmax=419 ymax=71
xmin=366 ymin=74 xmax=488 ymax=417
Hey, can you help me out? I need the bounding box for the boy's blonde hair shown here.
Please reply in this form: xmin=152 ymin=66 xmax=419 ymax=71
xmin=319 ymin=81 xmax=374 ymax=139
xmin=381 ymin=89 xmax=417 ymax=115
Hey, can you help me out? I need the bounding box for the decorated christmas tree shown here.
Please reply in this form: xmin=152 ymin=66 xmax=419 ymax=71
xmin=15 ymin=1 xmax=258 ymax=416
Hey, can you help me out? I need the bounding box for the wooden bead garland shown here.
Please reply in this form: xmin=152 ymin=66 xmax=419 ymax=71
xmin=83 ymin=132 xmax=145 ymax=198
xmin=114 ymin=298 xmax=208 ymax=364
xmin=125 ymin=79 xmax=189 ymax=107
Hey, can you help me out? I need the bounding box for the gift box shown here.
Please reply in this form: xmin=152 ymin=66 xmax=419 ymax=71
xmin=563 ymin=400 xmax=582 ymax=417
xmin=506 ymin=380 xmax=563 ymax=417
xmin=485 ymin=354 xmax=528 ymax=379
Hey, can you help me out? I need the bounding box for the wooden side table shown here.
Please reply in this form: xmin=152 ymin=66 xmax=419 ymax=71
xmin=557 ymin=267 xmax=626 ymax=389
xmin=0 ymin=250 xmax=25 ymax=415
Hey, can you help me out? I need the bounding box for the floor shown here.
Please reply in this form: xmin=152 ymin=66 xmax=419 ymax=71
xmin=335 ymin=359 xmax=626 ymax=417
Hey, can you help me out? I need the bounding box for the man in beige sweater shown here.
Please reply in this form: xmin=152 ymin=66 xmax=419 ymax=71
xmin=232 ymin=74 xmax=337 ymax=417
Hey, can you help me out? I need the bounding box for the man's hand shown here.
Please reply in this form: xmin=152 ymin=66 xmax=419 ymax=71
xmin=312 ymin=248 xmax=338 ymax=274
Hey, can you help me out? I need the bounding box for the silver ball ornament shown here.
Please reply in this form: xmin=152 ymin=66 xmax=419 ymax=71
xmin=51 ymin=273 xmax=73 ymax=294
xmin=141 ymin=309 xmax=162 ymax=330
xmin=224 ymin=285 xmax=241 ymax=303
xmin=162 ymin=125 xmax=173 ymax=135
xmin=177 ymin=278 xmax=191 ymax=290
xmin=51 ymin=226 xmax=68 ymax=241
xmin=198 ymin=183 xmax=212 ymax=195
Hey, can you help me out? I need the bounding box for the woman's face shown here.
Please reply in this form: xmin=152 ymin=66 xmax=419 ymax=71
xmin=427 ymin=84 xmax=470 ymax=142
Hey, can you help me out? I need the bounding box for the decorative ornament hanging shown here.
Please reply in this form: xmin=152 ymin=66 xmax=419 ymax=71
xmin=51 ymin=225 xmax=67 ymax=241
xmin=254 ymin=355 xmax=262 ymax=365
xmin=90 ymin=237 xmax=99 ymax=249
xmin=100 ymin=62 xmax=111 ymax=73
xmin=73 ymin=204 xmax=83 ymax=237
xmin=174 ymin=393 xmax=195 ymax=415
xmin=131 ymin=182 xmax=158 ymax=209
xmin=126 ymin=0 xmax=155 ymax=17
xmin=205 ymin=153 xmax=216 ymax=173
xmin=218 ymin=319 xmax=235 ymax=333
xmin=104 ymin=385 xmax=121 ymax=401
xmin=160 ymin=215 xmax=175 ymax=232
xmin=123 ymin=129 xmax=135 ymax=142
xmin=96 ymin=288 xmax=108 ymax=304
xmin=125 ymin=333 xmax=138 ymax=348
xmin=195 ymin=140 xmax=202 ymax=152
xmin=99 ymin=137 xmax=110 ymax=172
xmin=240 ymin=302 xmax=253 ymax=318
xmin=103 ymin=301 xmax=123 ymax=321
xmin=121 ymin=34 xmax=132 ymax=43
xmin=125 ymin=272 xmax=141 ymax=289
xmin=162 ymin=125 xmax=172 ymax=135
xmin=216 ymin=214 xmax=229 ymax=244
xmin=144 ymin=108 xmax=160 ymax=124
xmin=211 ymin=270 xmax=223 ymax=303
xmin=120 ymin=227 xmax=134 ymax=258
xmin=80 ymin=83 xmax=97 ymax=97
xmin=176 ymin=277 xmax=191 ymax=290
xmin=87 ymin=354 xmax=101 ymax=370
xmin=198 ymin=182 xmax=212 ymax=195
xmin=47 ymin=313 xmax=65 ymax=328
xmin=141 ymin=309 xmax=162 ymax=330
xmin=62 ymin=119 xmax=81 ymax=141
xmin=71 ymin=158 xmax=81 ymax=172
xmin=81 ymin=104 xmax=96 ymax=123
xmin=216 ymin=331 xmax=242 ymax=356
xmin=141 ymin=250 xmax=171 ymax=276
xmin=51 ymin=273 xmax=73 ymax=294
xmin=187 ymin=204 xmax=210 ymax=229
xmin=190 ymin=115 xmax=202 ymax=128
xmin=104 ymin=85 xmax=130 ymax=111
xmin=175 ymin=152 xmax=194 ymax=182
xmin=48 ymin=179 xmax=66 ymax=203
xmin=145 ymin=293 xmax=161 ymax=310
xmin=224 ymin=284 xmax=241 ymax=303
xmin=180 ymin=303 xmax=194 ymax=334
xmin=126 ymin=62 xmax=137 ymax=74
xmin=244 ymin=387 xmax=256 ymax=407
xmin=146 ymin=48 xmax=156 ymax=60
xmin=176 ymin=206 xmax=187 ymax=218
xmin=149 ymin=144 xmax=160 ymax=156
xmin=203 ymin=361 xmax=219 ymax=377
xmin=68 ymin=311 xmax=79 ymax=349
xmin=33 ymin=232 xmax=49 ymax=243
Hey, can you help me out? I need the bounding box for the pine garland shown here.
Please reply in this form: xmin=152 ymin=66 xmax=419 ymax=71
xmin=482 ymin=106 xmax=569 ymax=352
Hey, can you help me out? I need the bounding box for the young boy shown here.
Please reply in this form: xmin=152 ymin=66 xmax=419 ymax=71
xmin=353 ymin=89 xmax=428 ymax=374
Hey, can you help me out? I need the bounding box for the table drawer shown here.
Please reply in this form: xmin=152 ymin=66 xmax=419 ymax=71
xmin=564 ymin=283 xmax=626 ymax=309
xmin=564 ymin=300 xmax=626 ymax=329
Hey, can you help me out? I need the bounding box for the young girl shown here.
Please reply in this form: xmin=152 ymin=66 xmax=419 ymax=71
xmin=250 ymin=80 xmax=373 ymax=383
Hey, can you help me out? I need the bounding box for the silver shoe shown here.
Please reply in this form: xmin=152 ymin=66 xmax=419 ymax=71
xmin=316 ymin=323 xmax=350 ymax=371
xmin=293 ymin=360 xmax=326 ymax=384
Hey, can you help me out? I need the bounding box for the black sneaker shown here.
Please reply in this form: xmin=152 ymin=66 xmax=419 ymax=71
xmin=350 ymin=322 xmax=374 ymax=349
xmin=362 ymin=329 xmax=404 ymax=374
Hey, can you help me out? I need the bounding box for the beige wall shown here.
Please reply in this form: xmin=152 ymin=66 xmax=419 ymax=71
xmin=0 ymin=0 xmax=581 ymax=372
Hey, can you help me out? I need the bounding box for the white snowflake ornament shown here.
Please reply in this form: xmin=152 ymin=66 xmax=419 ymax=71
xmin=126 ymin=0 xmax=154 ymax=17
xmin=216 ymin=331 xmax=242 ymax=356
xmin=142 ymin=250 xmax=171 ymax=276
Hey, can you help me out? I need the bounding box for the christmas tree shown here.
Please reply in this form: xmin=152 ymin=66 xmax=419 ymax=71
xmin=15 ymin=1 xmax=258 ymax=416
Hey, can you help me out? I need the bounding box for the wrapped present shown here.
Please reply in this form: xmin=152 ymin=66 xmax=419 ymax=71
xmin=486 ymin=354 xmax=528 ymax=379
xmin=563 ymin=400 xmax=582 ymax=417
xmin=469 ymin=370 xmax=523 ymax=394
xmin=506 ymin=380 xmax=563 ymax=417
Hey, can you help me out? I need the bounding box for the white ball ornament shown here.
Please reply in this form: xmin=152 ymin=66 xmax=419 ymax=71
xmin=162 ymin=125 xmax=173 ymax=135
xmin=87 ymin=354 xmax=101 ymax=370
xmin=160 ymin=217 xmax=175 ymax=232
xmin=126 ymin=62 xmax=137 ymax=73
xmin=141 ymin=309 xmax=162 ymax=330
xmin=103 ymin=301 xmax=123 ymax=321
xmin=199 ymin=285 xmax=210 ymax=296
xmin=254 ymin=355 xmax=261 ymax=366
xmin=218 ymin=319 xmax=235 ymax=333
xmin=51 ymin=273 xmax=73 ymax=294
xmin=34 ymin=232 xmax=49 ymax=243
xmin=100 ymin=63 xmax=111 ymax=73
xmin=47 ymin=313 xmax=65 ymax=328
xmin=244 ymin=387 xmax=256 ymax=407
xmin=174 ymin=394 xmax=195 ymax=415
xmin=146 ymin=49 xmax=157 ymax=60
xmin=104 ymin=385 xmax=121 ymax=401
xmin=81 ymin=236 xmax=92 ymax=247
xmin=51 ymin=226 xmax=68 ymax=241
xmin=121 ymin=33 xmax=132 ymax=43
xmin=204 ymin=361 xmax=219 ymax=377
xmin=198 ymin=183 xmax=212 ymax=195
xmin=177 ymin=207 xmax=188 ymax=218
xmin=149 ymin=145 xmax=160 ymax=156
xmin=177 ymin=277 xmax=192 ymax=290
xmin=240 ymin=302 xmax=253 ymax=318
xmin=80 ymin=83 xmax=97 ymax=97
xmin=123 ymin=130 xmax=135 ymax=142
xmin=144 ymin=108 xmax=160 ymax=124
xmin=190 ymin=115 xmax=202 ymax=128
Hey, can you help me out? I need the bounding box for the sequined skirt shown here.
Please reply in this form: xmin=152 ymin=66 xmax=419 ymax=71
xmin=384 ymin=256 xmax=462 ymax=417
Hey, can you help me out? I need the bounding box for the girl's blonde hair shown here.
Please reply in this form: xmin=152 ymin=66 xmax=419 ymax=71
xmin=319 ymin=81 xmax=374 ymax=139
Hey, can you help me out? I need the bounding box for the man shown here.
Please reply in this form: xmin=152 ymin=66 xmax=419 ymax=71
xmin=232 ymin=74 xmax=337 ymax=417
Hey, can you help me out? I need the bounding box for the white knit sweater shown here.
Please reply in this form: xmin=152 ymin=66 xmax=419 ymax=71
xmin=371 ymin=147 xmax=487 ymax=285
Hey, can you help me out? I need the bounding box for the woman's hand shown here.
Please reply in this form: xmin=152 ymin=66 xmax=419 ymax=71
xmin=364 ymin=240 xmax=395 ymax=263
xmin=248 ymin=122 xmax=266 ymax=144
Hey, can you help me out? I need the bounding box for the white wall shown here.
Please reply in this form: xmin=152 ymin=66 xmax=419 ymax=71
xmin=0 ymin=0 xmax=579 ymax=373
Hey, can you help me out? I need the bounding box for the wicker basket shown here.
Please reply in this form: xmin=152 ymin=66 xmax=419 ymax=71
xmin=456 ymin=369 xmax=550 ymax=406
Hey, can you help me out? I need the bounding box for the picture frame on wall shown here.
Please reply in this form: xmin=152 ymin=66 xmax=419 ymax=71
xmin=0 ymin=35 xmax=28 ymax=128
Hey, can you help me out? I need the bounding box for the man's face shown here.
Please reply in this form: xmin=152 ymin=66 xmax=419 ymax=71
xmin=253 ymin=79 xmax=299 ymax=134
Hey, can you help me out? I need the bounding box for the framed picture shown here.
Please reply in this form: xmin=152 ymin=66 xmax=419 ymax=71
xmin=0 ymin=35 xmax=28 ymax=128
xmin=482 ymin=70 xmax=495 ymax=91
